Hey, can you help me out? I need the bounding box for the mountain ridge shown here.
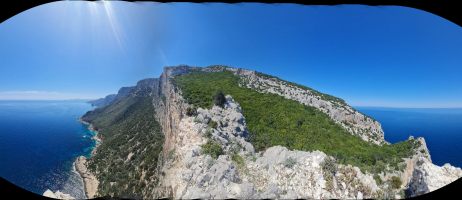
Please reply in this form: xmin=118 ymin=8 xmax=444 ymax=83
xmin=59 ymin=65 xmax=462 ymax=199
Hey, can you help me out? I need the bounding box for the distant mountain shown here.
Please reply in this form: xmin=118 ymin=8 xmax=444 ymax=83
xmin=75 ymin=65 xmax=462 ymax=199
xmin=88 ymin=94 xmax=116 ymax=108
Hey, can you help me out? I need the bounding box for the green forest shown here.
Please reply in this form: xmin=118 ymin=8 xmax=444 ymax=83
xmin=82 ymin=96 xmax=163 ymax=198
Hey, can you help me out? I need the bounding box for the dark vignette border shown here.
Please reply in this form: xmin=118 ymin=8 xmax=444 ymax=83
xmin=0 ymin=1 xmax=461 ymax=27
xmin=0 ymin=0 xmax=460 ymax=199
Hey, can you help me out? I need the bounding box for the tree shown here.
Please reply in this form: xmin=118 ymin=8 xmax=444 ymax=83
xmin=213 ymin=90 xmax=226 ymax=108
xmin=186 ymin=107 xmax=197 ymax=116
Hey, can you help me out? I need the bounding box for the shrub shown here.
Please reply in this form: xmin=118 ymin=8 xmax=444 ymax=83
xmin=296 ymin=119 xmax=303 ymax=128
xmin=204 ymin=128 xmax=212 ymax=138
xmin=321 ymin=157 xmax=338 ymax=176
xmin=201 ymin=140 xmax=223 ymax=159
xmin=390 ymin=176 xmax=402 ymax=189
xmin=373 ymin=174 xmax=383 ymax=185
xmin=208 ymin=120 xmax=218 ymax=129
xmin=231 ymin=153 xmax=245 ymax=169
xmin=283 ymin=157 xmax=297 ymax=168
xmin=186 ymin=107 xmax=197 ymax=116
xmin=213 ymin=91 xmax=226 ymax=108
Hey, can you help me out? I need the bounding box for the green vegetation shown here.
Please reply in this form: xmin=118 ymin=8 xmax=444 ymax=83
xmin=186 ymin=106 xmax=197 ymax=116
xmin=321 ymin=157 xmax=337 ymax=191
xmin=208 ymin=120 xmax=218 ymax=129
xmin=321 ymin=157 xmax=338 ymax=176
xmin=213 ymin=90 xmax=226 ymax=108
xmin=82 ymin=96 xmax=163 ymax=198
xmin=201 ymin=140 xmax=224 ymax=159
xmin=390 ymin=176 xmax=402 ymax=189
xmin=231 ymin=153 xmax=245 ymax=169
xmin=172 ymin=71 xmax=416 ymax=174
xmin=374 ymin=174 xmax=383 ymax=185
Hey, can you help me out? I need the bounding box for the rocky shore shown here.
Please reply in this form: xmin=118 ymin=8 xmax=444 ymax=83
xmin=75 ymin=156 xmax=99 ymax=199
xmin=75 ymin=118 xmax=101 ymax=198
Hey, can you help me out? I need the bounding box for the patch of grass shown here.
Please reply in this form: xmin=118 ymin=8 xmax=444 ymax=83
xmin=201 ymin=140 xmax=223 ymax=159
xmin=172 ymin=71 xmax=415 ymax=174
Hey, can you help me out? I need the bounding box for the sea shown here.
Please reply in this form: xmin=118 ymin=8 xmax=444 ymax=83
xmin=0 ymin=100 xmax=96 ymax=198
xmin=356 ymin=107 xmax=462 ymax=168
xmin=0 ymin=101 xmax=461 ymax=197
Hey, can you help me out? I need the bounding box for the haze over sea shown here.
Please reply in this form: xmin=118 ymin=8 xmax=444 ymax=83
xmin=0 ymin=100 xmax=95 ymax=198
xmin=0 ymin=100 xmax=461 ymax=197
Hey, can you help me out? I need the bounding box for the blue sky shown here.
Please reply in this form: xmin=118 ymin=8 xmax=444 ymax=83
xmin=0 ymin=2 xmax=461 ymax=107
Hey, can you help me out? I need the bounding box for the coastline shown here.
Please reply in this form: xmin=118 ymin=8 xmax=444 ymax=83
xmin=75 ymin=118 xmax=101 ymax=199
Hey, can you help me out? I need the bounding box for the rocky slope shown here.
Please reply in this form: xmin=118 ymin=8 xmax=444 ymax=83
xmin=74 ymin=65 xmax=461 ymax=199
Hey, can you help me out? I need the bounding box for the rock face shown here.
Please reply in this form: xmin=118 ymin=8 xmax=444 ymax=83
xmin=43 ymin=189 xmax=74 ymax=199
xmin=407 ymin=157 xmax=462 ymax=197
xmin=82 ymin=65 xmax=461 ymax=199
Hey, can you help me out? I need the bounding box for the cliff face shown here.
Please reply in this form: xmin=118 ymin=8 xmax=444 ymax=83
xmin=79 ymin=65 xmax=461 ymax=199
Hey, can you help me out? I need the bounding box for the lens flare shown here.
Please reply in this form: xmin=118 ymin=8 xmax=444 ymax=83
xmin=101 ymin=0 xmax=125 ymax=53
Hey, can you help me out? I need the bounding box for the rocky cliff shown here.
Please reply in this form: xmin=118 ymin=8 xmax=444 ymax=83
xmin=75 ymin=65 xmax=461 ymax=199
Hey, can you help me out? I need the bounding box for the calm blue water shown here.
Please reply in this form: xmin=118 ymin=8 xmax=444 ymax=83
xmin=0 ymin=100 xmax=96 ymax=198
xmin=356 ymin=107 xmax=462 ymax=168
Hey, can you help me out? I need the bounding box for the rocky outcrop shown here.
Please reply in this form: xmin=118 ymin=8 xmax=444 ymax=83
xmin=75 ymin=156 xmax=98 ymax=199
xmin=407 ymin=157 xmax=462 ymax=197
xmin=152 ymin=94 xmax=385 ymax=199
xmin=43 ymin=189 xmax=74 ymax=199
